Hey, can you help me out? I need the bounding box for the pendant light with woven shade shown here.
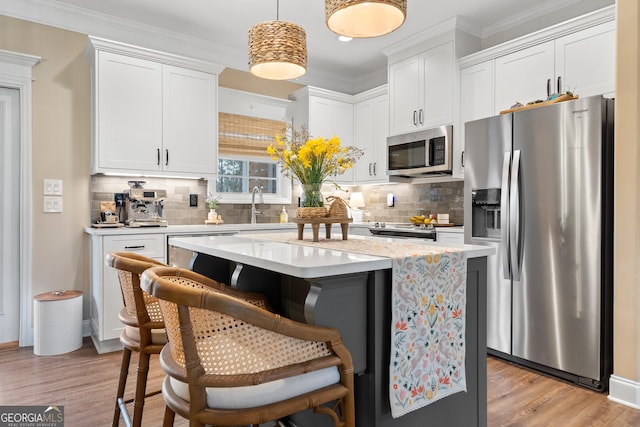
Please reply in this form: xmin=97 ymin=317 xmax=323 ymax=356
xmin=248 ymin=0 xmax=307 ymax=80
xmin=326 ymin=0 xmax=407 ymax=38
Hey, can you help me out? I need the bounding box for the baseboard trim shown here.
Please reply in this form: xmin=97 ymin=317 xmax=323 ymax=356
xmin=82 ymin=319 xmax=92 ymax=338
xmin=608 ymin=375 xmax=640 ymax=409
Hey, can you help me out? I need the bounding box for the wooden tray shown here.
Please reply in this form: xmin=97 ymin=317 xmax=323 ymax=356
xmin=91 ymin=222 xmax=124 ymax=228
xmin=433 ymin=223 xmax=456 ymax=227
xmin=500 ymin=94 xmax=578 ymax=114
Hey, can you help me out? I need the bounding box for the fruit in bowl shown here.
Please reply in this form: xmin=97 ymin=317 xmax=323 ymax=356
xmin=409 ymin=215 xmax=425 ymax=224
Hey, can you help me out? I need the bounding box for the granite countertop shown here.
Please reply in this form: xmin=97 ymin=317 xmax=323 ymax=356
xmin=168 ymin=233 xmax=494 ymax=278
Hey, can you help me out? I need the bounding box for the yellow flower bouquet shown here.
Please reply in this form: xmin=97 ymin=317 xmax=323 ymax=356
xmin=267 ymin=125 xmax=363 ymax=207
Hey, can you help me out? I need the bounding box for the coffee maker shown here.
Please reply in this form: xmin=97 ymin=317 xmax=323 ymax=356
xmin=123 ymin=181 xmax=168 ymax=227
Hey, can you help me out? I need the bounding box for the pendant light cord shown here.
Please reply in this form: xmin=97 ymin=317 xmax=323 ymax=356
xmin=276 ymin=0 xmax=280 ymax=21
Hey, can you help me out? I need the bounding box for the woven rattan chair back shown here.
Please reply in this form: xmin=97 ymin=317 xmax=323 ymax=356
xmin=141 ymin=266 xmax=355 ymax=427
xmin=106 ymin=251 xmax=167 ymax=427
xmin=107 ymin=252 xmax=166 ymax=329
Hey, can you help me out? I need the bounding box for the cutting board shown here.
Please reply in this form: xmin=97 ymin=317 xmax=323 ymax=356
xmin=91 ymin=222 xmax=124 ymax=228
xmin=499 ymin=94 xmax=578 ymax=114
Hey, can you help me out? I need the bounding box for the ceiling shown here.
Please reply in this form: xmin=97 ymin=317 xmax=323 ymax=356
xmin=4 ymin=0 xmax=614 ymax=93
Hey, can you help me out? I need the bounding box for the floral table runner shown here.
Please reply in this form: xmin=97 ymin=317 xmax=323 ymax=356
xmin=245 ymin=233 xmax=468 ymax=417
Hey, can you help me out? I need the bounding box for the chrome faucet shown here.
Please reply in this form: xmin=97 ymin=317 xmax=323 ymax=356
xmin=251 ymin=186 xmax=264 ymax=224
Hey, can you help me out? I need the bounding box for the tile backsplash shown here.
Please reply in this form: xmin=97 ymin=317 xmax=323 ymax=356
xmin=90 ymin=176 xmax=464 ymax=226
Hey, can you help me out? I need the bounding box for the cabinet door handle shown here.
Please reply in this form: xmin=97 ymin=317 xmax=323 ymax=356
xmin=124 ymin=245 xmax=145 ymax=250
xmin=165 ymin=149 xmax=169 ymax=166
xmin=368 ymin=163 xmax=372 ymax=176
xmin=461 ymin=151 xmax=465 ymax=167
xmin=373 ymin=162 xmax=377 ymax=176
xmin=557 ymin=76 xmax=562 ymax=94
xmin=546 ymin=78 xmax=551 ymax=97
xmin=157 ymin=148 xmax=160 ymax=165
xmin=413 ymin=110 xmax=417 ymax=126
xmin=419 ymin=109 xmax=424 ymax=125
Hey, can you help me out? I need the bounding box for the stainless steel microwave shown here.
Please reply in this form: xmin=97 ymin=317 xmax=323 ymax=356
xmin=387 ymin=125 xmax=453 ymax=177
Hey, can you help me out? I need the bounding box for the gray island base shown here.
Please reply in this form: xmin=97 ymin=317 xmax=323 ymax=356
xmin=169 ymin=234 xmax=491 ymax=427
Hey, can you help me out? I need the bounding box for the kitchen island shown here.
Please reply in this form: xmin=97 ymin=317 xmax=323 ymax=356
xmin=168 ymin=233 xmax=493 ymax=427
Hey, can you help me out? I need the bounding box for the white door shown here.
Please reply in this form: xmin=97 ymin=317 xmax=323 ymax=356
xmin=0 ymin=87 xmax=20 ymax=344
xmin=421 ymin=41 xmax=454 ymax=129
xmin=555 ymin=20 xmax=616 ymax=98
xmin=494 ymin=40 xmax=555 ymax=114
xmin=162 ymin=65 xmax=217 ymax=175
xmin=96 ymin=51 xmax=163 ymax=172
xmin=459 ymin=60 xmax=495 ymax=177
xmin=388 ymin=56 xmax=421 ymax=135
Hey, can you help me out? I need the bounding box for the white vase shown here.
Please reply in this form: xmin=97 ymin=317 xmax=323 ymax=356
xmin=207 ymin=209 xmax=217 ymax=221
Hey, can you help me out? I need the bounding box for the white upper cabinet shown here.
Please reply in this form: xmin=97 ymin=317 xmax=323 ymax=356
xmin=421 ymin=42 xmax=455 ymax=129
xmin=355 ymin=88 xmax=388 ymax=183
xmin=494 ymin=41 xmax=555 ymax=113
xmin=554 ymin=20 xmax=616 ymax=98
xmin=388 ymin=55 xmax=421 ymax=135
xmin=162 ymin=65 xmax=217 ymax=175
xmin=458 ymin=60 xmax=494 ymax=178
xmin=94 ymin=52 xmax=163 ymax=172
xmin=289 ymin=87 xmax=355 ymax=185
xmin=458 ymin=7 xmax=615 ymax=177
xmin=389 ymin=41 xmax=454 ymax=136
xmin=493 ymin=20 xmax=615 ymax=114
xmin=86 ymin=36 xmax=224 ymax=178
xmin=460 ymin=60 xmax=495 ymax=124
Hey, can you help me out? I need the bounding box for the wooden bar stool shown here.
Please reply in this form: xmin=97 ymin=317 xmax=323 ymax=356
xmin=141 ymin=266 xmax=355 ymax=427
xmin=106 ymin=252 xmax=167 ymax=427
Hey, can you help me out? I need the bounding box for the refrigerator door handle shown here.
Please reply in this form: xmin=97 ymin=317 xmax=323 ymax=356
xmin=510 ymin=150 xmax=523 ymax=281
xmin=501 ymin=152 xmax=512 ymax=280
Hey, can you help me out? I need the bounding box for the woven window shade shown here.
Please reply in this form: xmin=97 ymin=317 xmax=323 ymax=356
xmin=218 ymin=112 xmax=286 ymax=157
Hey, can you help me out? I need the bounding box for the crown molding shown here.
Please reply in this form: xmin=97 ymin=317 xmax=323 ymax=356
xmin=482 ymin=0 xmax=586 ymax=39
xmin=0 ymin=49 xmax=41 ymax=75
xmin=459 ymin=5 xmax=615 ymax=68
xmin=0 ymin=0 xmax=380 ymax=94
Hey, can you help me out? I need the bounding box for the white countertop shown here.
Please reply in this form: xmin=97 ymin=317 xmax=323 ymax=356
xmin=168 ymin=234 xmax=493 ymax=279
xmin=83 ymin=222 xmax=299 ymax=236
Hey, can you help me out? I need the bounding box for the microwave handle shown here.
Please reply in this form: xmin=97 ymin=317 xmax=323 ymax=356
xmin=428 ymin=139 xmax=435 ymax=166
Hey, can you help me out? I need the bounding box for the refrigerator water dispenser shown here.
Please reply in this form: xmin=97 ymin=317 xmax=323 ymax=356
xmin=471 ymin=188 xmax=501 ymax=239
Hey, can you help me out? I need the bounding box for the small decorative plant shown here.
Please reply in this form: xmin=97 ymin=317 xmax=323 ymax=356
xmin=205 ymin=193 xmax=221 ymax=209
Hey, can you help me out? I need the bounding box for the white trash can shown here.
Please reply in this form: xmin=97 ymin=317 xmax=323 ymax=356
xmin=33 ymin=290 xmax=83 ymax=356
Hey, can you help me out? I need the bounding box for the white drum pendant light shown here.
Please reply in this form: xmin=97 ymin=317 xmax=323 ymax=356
xmin=248 ymin=0 xmax=307 ymax=80
xmin=326 ymin=0 xmax=407 ymax=38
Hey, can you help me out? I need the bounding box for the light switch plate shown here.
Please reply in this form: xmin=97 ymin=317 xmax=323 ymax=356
xmin=44 ymin=179 xmax=63 ymax=195
xmin=387 ymin=193 xmax=395 ymax=207
xmin=44 ymin=196 xmax=63 ymax=213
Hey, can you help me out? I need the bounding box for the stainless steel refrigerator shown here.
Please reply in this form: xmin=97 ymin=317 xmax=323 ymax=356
xmin=464 ymin=95 xmax=614 ymax=391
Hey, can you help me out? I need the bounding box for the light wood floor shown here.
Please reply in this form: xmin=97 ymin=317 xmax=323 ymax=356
xmin=1 ymin=339 xmax=639 ymax=426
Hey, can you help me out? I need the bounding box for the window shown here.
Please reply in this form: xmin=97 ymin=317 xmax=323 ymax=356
xmin=211 ymin=88 xmax=292 ymax=204
xmin=216 ymin=157 xmax=278 ymax=194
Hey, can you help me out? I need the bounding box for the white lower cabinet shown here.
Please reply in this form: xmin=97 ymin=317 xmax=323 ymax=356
xmin=89 ymin=233 xmax=165 ymax=353
xmin=437 ymin=231 xmax=465 ymax=245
